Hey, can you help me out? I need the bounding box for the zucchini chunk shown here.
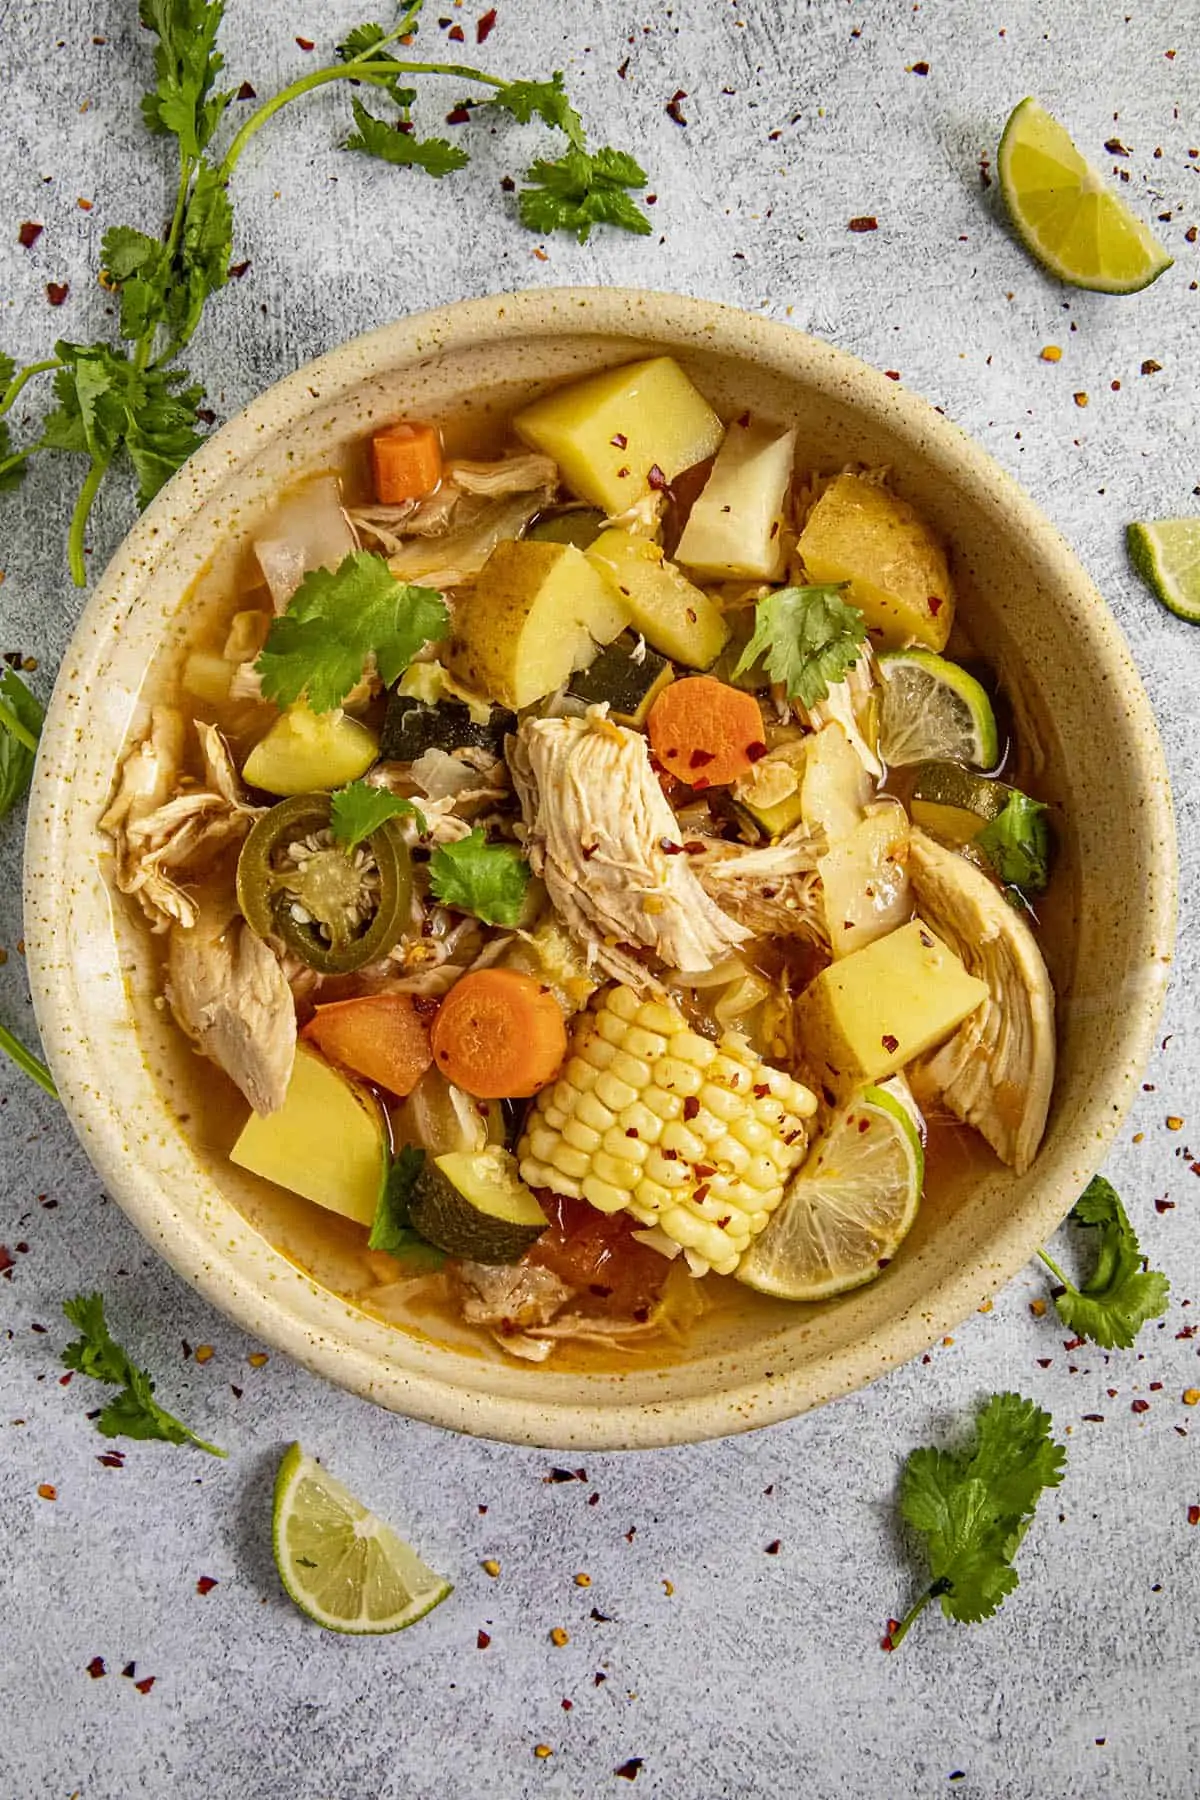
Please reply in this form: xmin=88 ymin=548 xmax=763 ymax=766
xmin=567 ymin=631 xmax=674 ymax=726
xmin=379 ymin=694 xmax=516 ymax=762
xmin=408 ymin=1147 xmax=549 ymax=1264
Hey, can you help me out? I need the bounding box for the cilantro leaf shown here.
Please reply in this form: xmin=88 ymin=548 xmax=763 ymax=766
xmin=429 ymin=827 xmax=530 ymax=926
xmin=0 ymin=668 xmax=44 ymax=818
xmin=256 ymin=552 xmax=449 ymax=714
xmin=1045 ymin=1175 xmax=1171 ymax=1350
xmin=126 ymin=368 xmax=207 ymax=504
xmin=330 ymin=781 xmax=427 ymax=849
xmin=518 ymin=145 xmax=651 ymax=241
xmin=343 ymin=97 xmax=470 ymax=177
xmin=493 ymin=73 xmax=585 ymax=149
xmin=337 ymin=24 xmax=418 ymax=109
xmin=369 ymin=1147 xmax=446 ymax=1266
xmin=0 ymin=355 xmax=20 ymax=491
xmin=731 ymin=585 xmax=867 ymax=707
xmin=101 ymin=227 xmax=173 ymax=341
xmin=0 ymin=353 xmax=14 ymax=392
xmin=976 ymin=792 xmax=1052 ymax=895
xmin=62 ymin=1293 xmax=225 ymax=1456
xmin=139 ymin=0 xmax=232 ymax=160
xmin=891 ymin=1392 xmax=1065 ymax=1646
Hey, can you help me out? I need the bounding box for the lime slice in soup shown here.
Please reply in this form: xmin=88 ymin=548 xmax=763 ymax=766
xmin=1127 ymin=518 xmax=1200 ymax=624
xmin=737 ymin=1080 xmax=924 ymax=1302
xmin=273 ymin=1444 xmax=452 ymax=1634
xmin=876 ymin=650 xmax=998 ymax=769
xmin=998 ymin=97 xmax=1172 ymax=294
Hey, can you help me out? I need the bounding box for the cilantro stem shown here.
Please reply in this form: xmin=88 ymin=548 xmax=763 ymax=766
xmin=0 ymin=359 xmax=63 ymax=417
xmin=0 ymin=1022 xmax=58 ymax=1100
xmin=1037 ymin=1247 xmax=1069 ymax=1288
xmin=0 ymin=694 xmax=39 ymax=754
xmin=887 ymin=1576 xmax=950 ymax=1651
xmin=67 ymin=456 xmax=111 ymax=589
xmin=0 ymin=448 xmax=35 ymax=483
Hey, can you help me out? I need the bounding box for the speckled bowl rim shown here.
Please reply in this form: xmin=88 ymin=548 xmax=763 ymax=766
xmin=25 ymin=288 xmax=1177 ymax=1449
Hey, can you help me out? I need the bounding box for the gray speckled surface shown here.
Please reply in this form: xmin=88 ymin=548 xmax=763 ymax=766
xmin=1 ymin=3 xmax=1198 ymax=1796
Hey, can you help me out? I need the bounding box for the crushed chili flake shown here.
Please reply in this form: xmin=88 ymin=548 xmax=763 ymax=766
xmin=615 ymin=1761 xmax=644 ymax=1781
xmin=87 ymin=1656 xmax=106 ymax=1678
xmin=1141 ymin=360 xmax=1162 ymax=376
xmin=1131 ymin=1399 xmax=1150 ymax=1414
xmin=884 ymin=370 xmax=901 ymax=381
xmin=647 ymin=464 xmax=670 ymax=492
xmin=0 ymin=1246 xmax=14 ymax=1278
xmin=590 ymin=1605 xmax=613 ymax=1621
xmin=477 ymin=1629 xmax=491 ymax=1648
xmin=665 ymin=90 xmax=688 ymax=127
xmin=228 ymin=260 xmax=251 ymax=279
xmin=545 ymin=1466 xmax=587 ymax=1483
xmin=1082 ymin=1414 xmax=1105 ymax=1423
xmin=1104 ymin=138 xmax=1130 ymax=155
xmin=135 ymin=1674 xmax=156 ymax=1694
xmin=881 ymin=1033 xmax=899 ymax=1053
xmin=122 ymin=1662 xmax=137 ymax=1679
xmin=1073 ymin=392 xmax=1089 ymax=407
xmin=1187 ymin=226 xmax=1198 ymax=244
xmin=909 ymin=61 xmax=930 ymax=75
xmin=37 ymin=1483 xmax=57 ymax=1500
xmin=499 ymin=174 xmax=515 ymax=192
xmin=237 ymin=80 xmax=256 ymax=100
xmin=46 ymin=282 xmax=69 ymax=306
xmin=447 ymin=26 xmax=466 ymax=43
xmin=746 ymin=740 xmax=767 ymax=762
xmin=683 ymin=1096 xmax=700 ymax=1122
xmin=96 ymin=1452 xmax=124 ymax=1468
xmin=610 ymin=432 xmax=628 ymax=449
xmin=688 ymin=749 xmax=715 ymax=769
xmin=1189 ymin=1505 xmax=1200 ymax=1527
xmin=476 ymin=7 xmax=497 ymax=41
xmin=764 ymin=1540 xmax=781 ymax=1555
xmin=295 ymin=37 xmax=315 ymax=51
xmin=1155 ymin=1198 xmax=1175 ymax=1214
xmin=848 ymin=215 xmax=878 ymax=232
xmin=446 ymin=100 xmax=472 ymax=121
xmin=18 ymin=221 xmax=43 ymax=248
xmin=195 ymin=1576 xmax=219 ymax=1595
xmin=1063 ymin=1336 xmax=1084 ymax=1351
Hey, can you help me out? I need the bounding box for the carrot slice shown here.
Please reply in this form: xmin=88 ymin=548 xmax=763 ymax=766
xmin=371 ymin=422 xmax=443 ymax=504
xmin=302 ymin=993 xmax=433 ymax=1097
xmin=430 ymin=969 xmax=567 ymax=1099
xmin=647 ymin=675 xmax=767 ymax=788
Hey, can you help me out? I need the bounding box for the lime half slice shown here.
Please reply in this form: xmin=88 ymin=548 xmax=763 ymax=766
xmin=737 ymin=1080 xmax=924 ymax=1302
xmin=273 ymin=1443 xmax=452 ymax=1634
xmin=876 ymin=650 xmax=998 ymax=769
xmin=1128 ymin=518 xmax=1200 ymax=624
xmin=998 ymin=97 xmax=1172 ymax=294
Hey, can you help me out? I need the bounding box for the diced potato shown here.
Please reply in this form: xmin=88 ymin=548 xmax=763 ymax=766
xmin=799 ymin=473 xmax=955 ymax=650
xmin=585 ymin=530 xmax=729 ymax=668
xmin=242 ymin=705 xmax=379 ymax=795
xmin=182 ymin=651 xmax=234 ymax=707
xmin=514 ymin=356 xmax=725 ymax=515
xmin=674 ymin=418 xmax=797 ymax=580
xmin=447 ymin=539 xmax=630 ymax=710
xmin=800 ymin=722 xmax=873 ymax=844
xmin=795 ymin=918 xmax=988 ymax=1095
xmin=231 ymin=1044 xmax=388 ymax=1227
xmin=818 ymin=799 xmax=912 ymax=958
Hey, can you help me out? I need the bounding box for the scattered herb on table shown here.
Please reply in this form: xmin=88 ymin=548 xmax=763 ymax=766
xmin=1038 ymin=1175 xmax=1170 ymax=1349
xmin=0 ymin=668 xmax=57 ymax=1095
xmin=329 ymin=781 xmax=427 ymax=851
xmin=885 ymin=1391 xmax=1066 ymax=1649
xmin=730 ymin=584 xmax=867 ymax=706
xmin=429 ymin=827 xmax=531 ymax=926
xmin=0 ymin=0 xmax=654 ymax=586
xmin=62 ymin=1292 xmax=226 ymax=1456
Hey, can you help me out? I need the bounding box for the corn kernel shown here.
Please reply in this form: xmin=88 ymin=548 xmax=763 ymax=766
xmin=634 ymin=1177 xmax=675 ymax=1213
xmin=592 ymin=1150 xmax=643 ymax=1189
xmin=562 ymin=1117 xmax=601 ymax=1155
xmin=618 ymin=1101 xmax=662 ymax=1143
xmin=643 ymin=1085 xmax=683 ymax=1122
xmin=583 ymin=1034 xmax=616 ymax=1071
xmin=731 ymin=1115 xmax=772 ymax=1154
xmin=595 ymin=1071 xmax=638 ymax=1113
xmin=654 ymin=1056 xmax=704 ymax=1096
xmin=582 ymin=1175 xmax=629 ymax=1213
xmin=575 ymin=1091 xmax=615 ymax=1133
xmin=607 ymin=986 xmax=640 ymax=1022
xmin=645 ymin=1148 xmax=691 ymax=1188
xmin=637 ymin=1001 xmax=684 ymax=1036
xmin=551 ymin=1142 xmax=591 ymax=1181
xmin=610 ymin=1049 xmax=651 ymax=1089
xmin=603 ymin=1124 xmax=648 ymax=1164
xmin=624 ymin=1025 xmax=668 ymax=1061
xmin=528 ymin=1127 xmax=562 ymax=1164
xmin=660 ymin=1120 xmax=707 ymax=1161
xmin=699 ymin=1083 xmax=743 ymax=1123
xmin=596 ymin=1009 xmax=630 ymax=1047
xmin=673 ymin=1029 xmax=718 ymax=1067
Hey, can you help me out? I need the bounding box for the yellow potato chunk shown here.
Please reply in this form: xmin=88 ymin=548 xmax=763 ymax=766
xmin=231 ymin=1045 xmax=388 ymax=1226
xmin=514 ymin=356 xmax=725 ymax=515
xmin=447 ymin=539 xmax=631 ymax=709
xmin=799 ymin=473 xmax=955 ymax=650
xmin=795 ymin=918 xmax=987 ymax=1094
xmin=242 ymin=706 xmax=378 ymax=796
xmin=585 ymin=531 xmax=729 ymax=667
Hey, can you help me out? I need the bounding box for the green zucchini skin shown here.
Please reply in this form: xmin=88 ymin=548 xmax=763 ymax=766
xmin=408 ymin=1150 xmax=549 ymax=1264
xmin=379 ymin=695 xmax=516 ymax=762
xmin=567 ymin=631 xmax=674 ymax=726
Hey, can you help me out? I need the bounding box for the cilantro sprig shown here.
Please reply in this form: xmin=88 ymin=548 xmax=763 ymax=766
xmin=1038 ymin=1176 xmax=1170 ymax=1349
xmin=330 ymin=780 xmax=427 ymax=850
xmin=888 ymin=1392 xmax=1066 ymax=1649
xmin=0 ymin=1 xmax=654 ymax=586
xmin=977 ymin=791 xmax=1052 ymax=895
xmin=255 ymin=552 xmax=448 ymax=714
xmin=429 ymin=827 xmax=531 ymax=927
xmin=368 ymin=1147 xmax=446 ymax=1267
xmin=62 ymin=1293 xmax=226 ymax=1456
xmin=731 ymin=585 xmax=868 ymax=708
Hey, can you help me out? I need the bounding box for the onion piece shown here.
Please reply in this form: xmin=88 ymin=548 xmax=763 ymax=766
xmin=254 ymin=475 xmax=358 ymax=612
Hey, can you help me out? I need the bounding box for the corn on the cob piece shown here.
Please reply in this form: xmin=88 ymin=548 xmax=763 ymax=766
xmin=518 ymin=985 xmax=818 ymax=1276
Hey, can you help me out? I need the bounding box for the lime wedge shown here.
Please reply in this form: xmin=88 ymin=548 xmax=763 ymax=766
xmin=1127 ymin=518 xmax=1200 ymax=623
xmin=998 ymin=97 xmax=1172 ymax=294
xmin=736 ymin=1079 xmax=924 ymax=1302
xmin=876 ymin=650 xmax=998 ymax=769
xmin=273 ymin=1443 xmax=452 ymax=1634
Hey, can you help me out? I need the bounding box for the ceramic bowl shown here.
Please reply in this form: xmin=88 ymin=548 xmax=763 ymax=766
xmin=24 ymin=289 xmax=1176 ymax=1448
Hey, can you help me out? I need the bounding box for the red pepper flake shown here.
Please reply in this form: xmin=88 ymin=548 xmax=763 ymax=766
xmin=682 ymin=1096 xmax=700 ymax=1122
xmin=0 ymin=1245 xmax=14 ymax=1279
xmin=236 ymin=80 xmax=257 ymax=100
xmin=590 ymin=1605 xmax=613 ymax=1621
xmin=96 ymin=1452 xmax=124 ymax=1468
xmin=18 ymin=221 xmax=43 ymax=249
xmin=881 ymin=1033 xmax=899 ymax=1054
xmin=1155 ymin=1197 xmax=1175 ymax=1213
xmin=476 ymin=8 xmax=497 ymax=42
xmin=1063 ymin=1337 xmax=1085 ymax=1351
xmin=544 ymin=1466 xmax=587 ymax=1483
xmin=447 ymin=25 xmax=466 ymax=42
xmin=121 ymin=1662 xmax=137 ymax=1679
xmin=1104 ymin=138 xmax=1130 ymax=155
xmin=499 ymin=174 xmax=515 ymax=192
xmin=295 ymin=36 xmax=315 ymax=51
xmin=746 ymin=740 xmax=767 ymax=762
xmin=1187 ymin=226 xmax=1199 ymax=244
xmin=131 ymin=1675 xmax=157 ymax=1695
xmin=77 ymin=197 xmax=94 ymax=211
xmin=683 ymin=840 xmax=706 ymax=855
xmin=764 ymin=1539 xmax=781 ymax=1555
xmin=647 ymin=464 xmax=670 ymax=492
xmin=909 ymin=61 xmax=930 ymax=75
xmin=610 ymin=432 xmax=628 ymax=449
xmin=689 ymin=749 xmax=715 ymax=770
xmin=616 ymin=466 xmax=630 ymax=479
xmin=615 ymin=1760 xmax=644 ymax=1781
xmin=752 ymin=1083 xmax=770 ymax=1100
xmin=1188 ymin=1505 xmax=1200 ymax=1526
xmin=1082 ymin=1414 xmax=1105 ymax=1423
xmin=532 ymin=247 xmax=549 ymax=263
xmin=1141 ymin=360 xmax=1162 ymax=376
xmin=1131 ymin=1399 xmax=1151 ymax=1414
xmin=195 ymin=1575 xmax=219 ymax=1595
xmin=87 ymin=1656 xmax=106 ymax=1679
xmin=37 ymin=1483 xmax=57 ymax=1501
xmin=693 ymin=1184 xmax=711 ymax=1204
xmin=885 ymin=370 xmax=901 ymax=381
xmin=46 ymin=282 xmax=69 ymax=307
xmin=228 ymin=260 xmax=251 ymax=279
xmin=477 ymin=1629 xmax=491 ymax=1648
xmin=848 ymin=215 xmax=878 ymax=232
xmin=665 ymin=90 xmax=688 ymax=127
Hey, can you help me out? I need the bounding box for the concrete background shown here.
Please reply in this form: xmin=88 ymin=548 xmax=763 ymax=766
xmin=2 ymin=1 xmax=1198 ymax=1795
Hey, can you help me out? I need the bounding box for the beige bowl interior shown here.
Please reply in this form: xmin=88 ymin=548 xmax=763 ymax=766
xmin=24 ymin=289 xmax=1175 ymax=1448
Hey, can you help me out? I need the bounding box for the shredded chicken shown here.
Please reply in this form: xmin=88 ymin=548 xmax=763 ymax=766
xmin=511 ymin=713 xmax=751 ymax=988
xmin=692 ymin=837 xmax=829 ymax=947
xmin=166 ymin=900 xmax=296 ymax=1114
xmin=351 ymin=454 xmax=557 ymax=571
xmin=602 ymin=490 xmax=666 ymax=540
xmin=101 ymin=712 xmax=262 ymax=931
xmin=801 ymin=654 xmax=882 ymax=779
xmin=447 ymin=453 xmax=558 ymax=497
xmin=453 ymin=1260 xmax=575 ymax=1330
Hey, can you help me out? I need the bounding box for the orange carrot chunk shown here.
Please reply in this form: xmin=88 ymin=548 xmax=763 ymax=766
xmin=371 ymin=422 xmax=443 ymax=504
xmin=302 ymin=993 xmax=433 ymax=1097
xmin=430 ymin=969 xmax=568 ymax=1099
xmin=647 ymin=675 xmax=767 ymax=788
